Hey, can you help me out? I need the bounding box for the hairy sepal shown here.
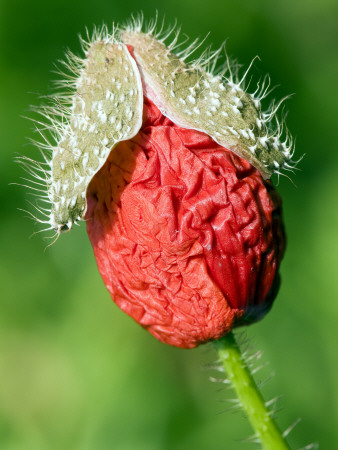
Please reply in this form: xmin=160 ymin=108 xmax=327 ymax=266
xmin=120 ymin=30 xmax=293 ymax=179
xmin=50 ymin=41 xmax=143 ymax=232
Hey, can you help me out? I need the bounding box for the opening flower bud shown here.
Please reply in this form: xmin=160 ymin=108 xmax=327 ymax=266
xmin=26 ymin=20 xmax=291 ymax=348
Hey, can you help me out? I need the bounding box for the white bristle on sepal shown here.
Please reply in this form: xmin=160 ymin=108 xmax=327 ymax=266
xmin=21 ymin=24 xmax=143 ymax=239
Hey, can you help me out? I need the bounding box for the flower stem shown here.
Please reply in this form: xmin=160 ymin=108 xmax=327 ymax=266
xmin=213 ymin=332 xmax=291 ymax=450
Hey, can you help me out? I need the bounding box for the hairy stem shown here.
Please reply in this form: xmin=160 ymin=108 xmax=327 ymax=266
xmin=213 ymin=332 xmax=291 ymax=449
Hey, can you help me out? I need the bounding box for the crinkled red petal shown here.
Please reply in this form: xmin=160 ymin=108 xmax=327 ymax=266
xmin=86 ymin=97 xmax=285 ymax=348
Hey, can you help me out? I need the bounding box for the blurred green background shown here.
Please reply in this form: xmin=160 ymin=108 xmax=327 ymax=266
xmin=1 ymin=0 xmax=338 ymax=448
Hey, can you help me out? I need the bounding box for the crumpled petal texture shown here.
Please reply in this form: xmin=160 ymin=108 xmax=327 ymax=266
xmin=86 ymin=97 xmax=285 ymax=348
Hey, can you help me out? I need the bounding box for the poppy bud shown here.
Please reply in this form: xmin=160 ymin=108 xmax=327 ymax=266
xmin=27 ymin=21 xmax=292 ymax=348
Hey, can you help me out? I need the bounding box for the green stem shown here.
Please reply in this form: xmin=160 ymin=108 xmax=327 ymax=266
xmin=213 ymin=332 xmax=291 ymax=450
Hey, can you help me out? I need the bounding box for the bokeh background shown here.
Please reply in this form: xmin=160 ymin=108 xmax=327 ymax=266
xmin=1 ymin=0 xmax=338 ymax=448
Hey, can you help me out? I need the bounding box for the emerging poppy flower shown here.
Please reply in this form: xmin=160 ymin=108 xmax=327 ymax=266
xmin=27 ymin=20 xmax=293 ymax=348
xmin=86 ymin=96 xmax=285 ymax=348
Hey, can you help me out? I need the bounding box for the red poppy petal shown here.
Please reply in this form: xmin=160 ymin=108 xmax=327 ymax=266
xmin=86 ymin=97 xmax=285 ymax=348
